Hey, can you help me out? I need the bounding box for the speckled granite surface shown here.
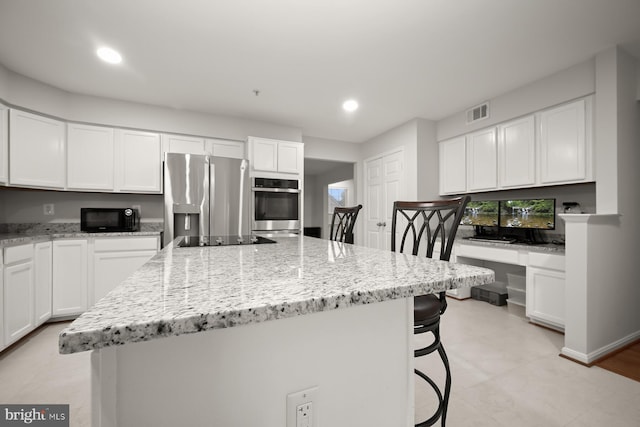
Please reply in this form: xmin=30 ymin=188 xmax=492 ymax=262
xmin=59 ymin=236 xmax=495 ymax=354
xmin=0 ymin=222 xmax=163 ymax=246
xmin=457 ymin=238 xmax=565 ymax=253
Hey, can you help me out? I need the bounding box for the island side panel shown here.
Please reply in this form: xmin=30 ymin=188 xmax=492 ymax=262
xmin=92 ymin=297 xmax=415 ymax=427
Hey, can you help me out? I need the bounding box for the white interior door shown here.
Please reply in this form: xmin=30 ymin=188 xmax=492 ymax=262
xmin=365 ymin=150 xmax=404 ymax=250
xmin=365 ymin=157 xmax=383 ymax=249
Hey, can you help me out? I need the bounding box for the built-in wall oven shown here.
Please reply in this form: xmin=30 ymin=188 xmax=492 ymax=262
xmin=252 ymin=177 xmax=300 ymax=233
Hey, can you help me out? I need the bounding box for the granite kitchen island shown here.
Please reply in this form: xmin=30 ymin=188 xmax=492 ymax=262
xmin=60 ymin=236 xmax=494 ymax=427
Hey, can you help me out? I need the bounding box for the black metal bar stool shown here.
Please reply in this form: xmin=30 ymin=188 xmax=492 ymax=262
xmin=329 ymin=204 xmax=362 ymax=244
xmin=390 ymin=196 xmax=470 ymax=427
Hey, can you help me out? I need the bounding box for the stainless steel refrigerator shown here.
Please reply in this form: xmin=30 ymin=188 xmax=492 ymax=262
xmin=163 ymin=153 xmax=251 ymax=247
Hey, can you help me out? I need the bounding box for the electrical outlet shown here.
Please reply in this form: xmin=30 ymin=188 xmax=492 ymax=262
xmin=296 ymin=402 xmax=312 ymax=427
xmin=132 ymin=204 xmax=142 ymax=217
xmin=287 ymin=387 xmax=318 ymax=427
xmin=43 ymin=204 xmax=55 ymax=216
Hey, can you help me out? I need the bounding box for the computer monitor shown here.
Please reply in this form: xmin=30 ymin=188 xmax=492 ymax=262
xmin=460 ymin=200 xmax=499 ymax=227
xmin=499 ymin=199 xmax=556 ymax=230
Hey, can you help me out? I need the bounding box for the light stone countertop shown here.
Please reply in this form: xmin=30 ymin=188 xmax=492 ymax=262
xmin=457 ymin=238 xmax=566 ymax=253
xmin=59 ymin=235 xmax=495 ymax=354
xmin=0 ymin=222 xmax=163 ymax=247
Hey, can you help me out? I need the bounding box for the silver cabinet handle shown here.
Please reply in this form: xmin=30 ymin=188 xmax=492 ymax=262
xmin=376 ymin=222 xmax=387 ymax=227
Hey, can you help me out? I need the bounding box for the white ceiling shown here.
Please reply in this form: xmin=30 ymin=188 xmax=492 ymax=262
xmin=1 ymin=0 xmax=639 ymax=143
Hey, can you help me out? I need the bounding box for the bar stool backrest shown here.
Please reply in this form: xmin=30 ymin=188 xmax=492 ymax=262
xmin=329 ymin=204 xmax=363 ymax=244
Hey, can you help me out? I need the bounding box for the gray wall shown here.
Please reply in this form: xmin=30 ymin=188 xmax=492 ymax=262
xmin=437 ymin=59 xmax=596 ymax=141
xmin=0 ymin=63 xmax=306 ymax=225
xmin=416 ymin=118 xmax=438 ymax=200
xmin=0 ymin=63 xmax=302 ymax=143
xmin=0 ymin=188 xmax=163 ymax=223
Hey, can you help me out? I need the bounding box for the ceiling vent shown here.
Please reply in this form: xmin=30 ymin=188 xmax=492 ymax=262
xmin=466 ymin=102 xmax=489 ymax=124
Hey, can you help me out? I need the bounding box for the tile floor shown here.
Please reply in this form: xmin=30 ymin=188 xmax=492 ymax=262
xmin=1 ymin=299 xmax=639 ymax=427
xmin=415 ymin=298 xmax=640 ymax=426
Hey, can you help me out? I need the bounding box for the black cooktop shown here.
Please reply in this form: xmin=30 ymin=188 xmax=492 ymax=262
xmin=177 ymin=235 xmax=277 ymax=247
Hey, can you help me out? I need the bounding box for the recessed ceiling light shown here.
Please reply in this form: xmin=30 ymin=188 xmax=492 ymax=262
xmin=97 ymin=47 xmax=122 ymax=64
xmin=342 ymin=99 xmax=359 ymax=112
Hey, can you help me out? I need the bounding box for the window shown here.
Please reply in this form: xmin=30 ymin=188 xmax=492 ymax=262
xmin=328 ymin=186 xmax=348 ymax=213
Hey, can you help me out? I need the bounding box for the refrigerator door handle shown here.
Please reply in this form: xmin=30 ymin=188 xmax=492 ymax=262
xmin=238 ymin=159 xmax=248 ymax=237
xmin=209 ymin=161 xmax=215 ymax=237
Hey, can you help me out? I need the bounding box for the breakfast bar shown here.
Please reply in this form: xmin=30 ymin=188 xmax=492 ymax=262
xmin=59 ymin=236 xmax=494 ymax=426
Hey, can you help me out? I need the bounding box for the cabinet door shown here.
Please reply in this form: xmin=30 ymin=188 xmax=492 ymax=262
xmin=9 ymin=109 xmax=66 ymax=189
xmin=92 ymin=250 xmax=156 ymax=304
xmin=526 ymin=266 xmax=565 ymax=330
xmin=467 ymin=128 xmax=497 ymax=191
xmin=3 ymin=261 xmax=34 ymax=346
xmin=277 ymin=142 xmax=303 ymax=174
xmin=162 ymin=134 xmax=206 ymax=154
xmin=438 ymin=137 xmax=466 ymax=195
xmin=115 ymin=129 xmax=162 ymax=193
xmin=52 ymin=240 xmax=88 ymax=316
xmin=67 ymin=124 xmax=115 ymax=190
xmin=498 ymin=116 xmax=535 ymax=188
xmin=249 ymin=137 xmax=278 ymax=172
xmin=34 ymin=241 xmax=52 ymax=326
xmin=207 ymin=139 xmax=245 ymax=159
xmin=538 ymin=99 xmax=587 ymax=184
xmin=0 ymin=104 xmax=8 ymax=184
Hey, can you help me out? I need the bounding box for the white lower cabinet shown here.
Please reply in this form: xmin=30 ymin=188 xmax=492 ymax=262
xmin=52 ymin=239 xmax=88 ymax=317
xmin=526 ymin=253 xmax=566 ymax=331
xmin=3 ymin=244 xmax=35 ymax=347
xmin=34 ymin=241 xmax=52 ymax=326
xmin=90 ymin=236 xmax=159 ymax=305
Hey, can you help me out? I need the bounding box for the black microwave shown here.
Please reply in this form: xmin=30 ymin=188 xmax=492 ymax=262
xmin=81 ymin=208 xmax=140 ymax=232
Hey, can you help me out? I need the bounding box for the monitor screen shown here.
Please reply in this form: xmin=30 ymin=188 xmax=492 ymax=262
xmin=499 ymin=199 xmax=556 ymax=230
xmin=460 ymin=200 xmax=499 ymax=227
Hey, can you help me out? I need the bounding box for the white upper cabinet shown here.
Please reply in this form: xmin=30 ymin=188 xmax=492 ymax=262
xmin=438 ymin=96 xmax=593 ymax=195
xmin=0 ymin=104 xmax=7 ymax=184
xmin=498 ymin=115 xmax=536 ymax=188
xmin=249 ymin=137 xmax=278 ymax=171
xmin=248 ymin=136 xmax=303 ymax=175
xmin=162 ymin=134 xmax=206 ymax=155
xmin=115 ymin=129 xmax=162 ymax=193
xmin=439 ymin=136 xmax=467 ymax=195
xmin=67 ymin=123 xmax=115 ymax=191
xmin=466 ymin=128 xmax=497 ymax=192
xmin=277 ymin=141 xmax=304 ymax=174
xmin=206 ymin=138 xmax=245 ymax=159
xmin=538 ymin=98 xmax=591 ymax=185
xmin=9 ymin=109 xmax=66 ymax=189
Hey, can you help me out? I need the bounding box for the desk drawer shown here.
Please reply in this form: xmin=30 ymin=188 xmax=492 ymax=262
xmin=455 ymin=243 xmax=521 ymax=265
xmin=528 ymin=252 xmax=565 ymax=271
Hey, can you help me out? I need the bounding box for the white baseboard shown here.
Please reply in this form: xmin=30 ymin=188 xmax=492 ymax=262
xmin=562 ymin=329 xmax=640 ymax=364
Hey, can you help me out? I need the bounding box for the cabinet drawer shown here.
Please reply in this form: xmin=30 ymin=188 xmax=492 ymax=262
xmin=528 ymin=252 xmax=565 ymax=271
xmin=4 ymin=243 xmax=34 ymax=264
xmin=94 ymin=237 xmax=159 ymax=252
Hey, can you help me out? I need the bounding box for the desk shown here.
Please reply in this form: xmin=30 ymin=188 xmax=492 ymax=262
xmin=448 ymin=239 xmax=566 ymax=331
xmin=60 ymin=236 xmax=493 ymax=427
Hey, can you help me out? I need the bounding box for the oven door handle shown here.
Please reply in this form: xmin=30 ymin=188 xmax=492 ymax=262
xmin=251 ymin=187 xmax=300 ymax=193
